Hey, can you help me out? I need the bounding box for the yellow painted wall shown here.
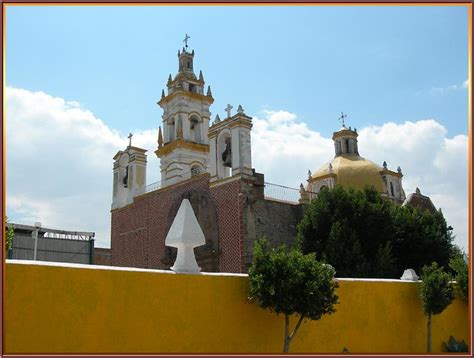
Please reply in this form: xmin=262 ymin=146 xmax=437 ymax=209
xmin=5 ymin=262 xmax=470 ymax=354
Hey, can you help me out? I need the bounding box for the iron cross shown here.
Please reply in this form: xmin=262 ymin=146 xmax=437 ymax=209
xmin=339 ymin=112 xmax=347 ymax=127
xmin=183 ymin=34 xmax=191 ymax=49
xmin=128 ymin=133 xmax=133 ymax=147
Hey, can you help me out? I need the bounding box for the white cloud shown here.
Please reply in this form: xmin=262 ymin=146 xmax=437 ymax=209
xmin=251 ymin=111 xmax=468 ymax=252
xmin=5 ymin=87 xmax=160 ymax=247
xmin=428 ymin=79 xmax=468 ymax=95
xmin=6 ymin=88 xmax=468 ymax=253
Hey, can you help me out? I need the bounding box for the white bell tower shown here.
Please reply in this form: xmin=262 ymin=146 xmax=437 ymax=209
xmin=209 ymin=104 xmax=253 ymax=182
xmin=112 ymin=133 xmax=147 ymax=209
xmin=155 ymin=39 xmax=214 ymax=188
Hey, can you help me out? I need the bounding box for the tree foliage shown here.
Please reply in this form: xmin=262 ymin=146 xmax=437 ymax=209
xmin=420 ymin=262 xmax=454 ymax=352
xmin=449 ymin=253 xmax=468 ymax=303
xmin=420 ymin=262 xmax=454 ymax=316
xmin=248 ymin=239 xmax=339 ymax=352
xmin=297 ymin=185 xmax=455 ymax=278
xmin=5 ymin=216 xmax=14 ymax=253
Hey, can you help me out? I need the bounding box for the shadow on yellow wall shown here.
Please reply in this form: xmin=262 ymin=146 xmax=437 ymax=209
xmin=5 ymin=261 xmax=469 ymax=354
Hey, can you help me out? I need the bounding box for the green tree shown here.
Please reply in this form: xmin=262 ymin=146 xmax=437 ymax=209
xmin=297 ymin=186 xmax=397 ymax=278
xmin=449 ymin=253 xmax=468 ymax=303
xmin=248 ymin=239 xmax=339 ymax=352
xmin=297 ymin=185 xmax=455 ymax=278
xmin=420 ymin=262 xmax=454 ymax=352
xmin=5 ymin=216 xmax=14 ymax=257
xmin=393 ymin=205 xmax=454 ymax=274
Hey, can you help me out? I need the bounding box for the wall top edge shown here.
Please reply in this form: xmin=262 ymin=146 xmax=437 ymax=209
xmin=5 ymin=260 xmax=248 ymax=277
xmin=6 ymin=260 xmax=419 ymax=282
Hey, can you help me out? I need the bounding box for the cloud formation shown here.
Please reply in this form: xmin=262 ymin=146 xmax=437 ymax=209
xmin=6 ymin=88 xmax=468 ymax=252
xmin=427 ymin=79 xmax=469 ymax=95
xmin=5 ymin=87 xmax=159 ymax=247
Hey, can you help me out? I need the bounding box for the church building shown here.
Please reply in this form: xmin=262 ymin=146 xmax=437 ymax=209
xmin=109 ymin=42 xmax=435 ymax=273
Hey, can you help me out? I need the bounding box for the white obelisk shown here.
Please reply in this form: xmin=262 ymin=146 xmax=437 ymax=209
xmin=165 ymin=199 xmax=206 ymax=273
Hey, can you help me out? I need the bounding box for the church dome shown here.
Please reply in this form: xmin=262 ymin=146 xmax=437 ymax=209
xmin=312 ymin=155 xmax=385 ymax=193
xmin=304 ymin=121 xmax=402 ymax=198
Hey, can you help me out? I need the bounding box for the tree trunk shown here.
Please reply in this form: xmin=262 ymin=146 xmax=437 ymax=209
xmin=427 ymin=313 xmax=431 ymax=353
xmin=283 ymin=315 xmax=305 ymax=353
xmin=283 ymin=314 xmax=290 ymax=353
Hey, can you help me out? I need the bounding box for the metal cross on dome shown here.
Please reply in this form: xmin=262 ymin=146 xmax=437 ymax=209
xmin=128 ymin=133 xmax=133 ymax=147
xmin=183 ymin=34 xmax=191 ymax=49
xmin=339 ymin=112 xmax=347 ymax=128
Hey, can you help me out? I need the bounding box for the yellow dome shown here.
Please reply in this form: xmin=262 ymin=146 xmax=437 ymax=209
xmin=312 ymin=155 xmax=385 ymax=193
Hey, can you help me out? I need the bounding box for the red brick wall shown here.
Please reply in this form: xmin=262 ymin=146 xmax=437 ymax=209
xmin=209 ymin=178 xmax=243 ymax=273
xmin=111 ymin=174 xmax=244 ymax=271
xmin=93 ymin=247 xmax=112 ymax=266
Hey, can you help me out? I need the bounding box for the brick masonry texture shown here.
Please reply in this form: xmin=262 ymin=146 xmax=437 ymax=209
xmin=111 ymin=172 xmax=306 ymax=273
xmin=111 ymin=174 xmax=244 ymax=272
xmin=93 ymin=247 xmax=111 ymax=266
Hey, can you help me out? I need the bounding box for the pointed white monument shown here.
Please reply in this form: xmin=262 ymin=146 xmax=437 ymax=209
xmin=165 ymin=199 xmax=206 ymax=273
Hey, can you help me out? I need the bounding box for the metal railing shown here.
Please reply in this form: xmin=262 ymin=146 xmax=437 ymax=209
xmin=264 ymin=182 xmax=301 ymax=204
xmin=135 ymin=180 xmax=162 ymax=196
xmin=134 ymin=176 xmax=314 ymax=205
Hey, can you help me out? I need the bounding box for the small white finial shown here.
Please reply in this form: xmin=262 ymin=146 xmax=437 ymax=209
xmin=308 ymin=169 xmax=312 ymax=178
xmin=214 ymin=114 xmax=221 ymax=124
xmin=400 ymin=269 xmax=419 ymax=281
xmin=383 ymin=161 xmax=387 ymax=169
xmin=225 ymin=104 xmax=233 ymax=118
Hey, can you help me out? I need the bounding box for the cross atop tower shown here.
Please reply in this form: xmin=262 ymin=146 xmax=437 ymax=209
xmin=339 ymin=112 xmax=347 ymax=128
xmin=183 ymin=34 xmax=191 ymax=49
xmin=128 ymin=133 xmax=133 ymax=147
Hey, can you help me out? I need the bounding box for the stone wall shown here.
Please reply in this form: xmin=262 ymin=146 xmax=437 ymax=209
xmin=242 ymin=197 xmax=306 ymax=271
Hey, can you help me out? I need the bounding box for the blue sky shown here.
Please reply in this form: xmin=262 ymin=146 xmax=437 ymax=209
xmin=5 ymin=5 xmax=470 ymax=250
xmin=7 ymin=5 xmax=468 ymax=137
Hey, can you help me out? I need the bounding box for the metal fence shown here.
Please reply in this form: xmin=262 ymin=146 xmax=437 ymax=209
xmin=10 ymin=235 xmax=93 ymax=264
xmin=135 ymin=180 xmax=162 ymax=196
xmin=264 ymin=182 xmax=301 ymax=204
xmin=7 ymin=223 xmax=95 ymax=265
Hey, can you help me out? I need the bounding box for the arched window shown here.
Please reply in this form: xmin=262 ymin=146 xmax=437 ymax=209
xmin=169 ymin=119 xmax=175 ymax=141
xmin=191 ymin=165 xmax=202 ymax=177
xmin=390 ymin=182 xmax=395 ymax=196
xmin=190 ymin=116 xmax=201 ymax=142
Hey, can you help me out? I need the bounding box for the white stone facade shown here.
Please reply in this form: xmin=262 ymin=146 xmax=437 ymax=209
xmin=112 ymin=146 xmax=147 ymax=209
xmin=156 ymin=48 xmax=214 ymax=188
xmin=209 ymin=112 xmax=253 ymax=182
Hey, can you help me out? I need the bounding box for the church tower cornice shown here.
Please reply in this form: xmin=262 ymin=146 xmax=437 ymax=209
xmin=158 ymin=90 xmax=214 ymax=106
